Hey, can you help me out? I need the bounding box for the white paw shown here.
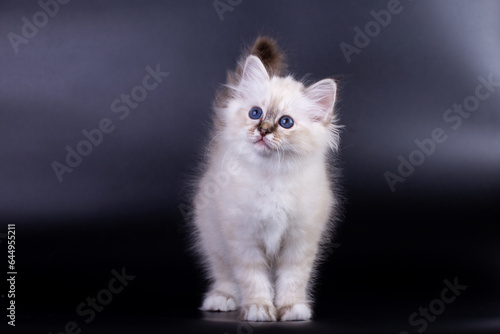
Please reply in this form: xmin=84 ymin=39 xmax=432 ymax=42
xmin=200 ymin=292 xmax=237 ymax=312
xmin=240 ymin=303 xmax=277 ymax=322
xmin=278 ymin=303 xmax=312 ymax=321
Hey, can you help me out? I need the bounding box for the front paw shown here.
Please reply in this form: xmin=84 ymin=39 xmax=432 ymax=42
xmin=240 ymin=303 xmax=277 ymax=322
xmin=278 ymin=303 xmax=312 ymax=321
xmin=200 ymin=292 xmax=237 ymax=312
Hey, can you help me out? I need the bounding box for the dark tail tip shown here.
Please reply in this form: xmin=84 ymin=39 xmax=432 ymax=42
xmin=250 ymin=36 xmax=286 ymax=76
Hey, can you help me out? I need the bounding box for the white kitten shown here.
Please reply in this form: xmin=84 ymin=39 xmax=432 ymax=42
xmin=190 ymin=37 xmax=341 ymax=322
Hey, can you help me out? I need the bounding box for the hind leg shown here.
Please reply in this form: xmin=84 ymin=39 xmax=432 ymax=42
xmin=200 ymin=249 xmax=239 ymax=312
xmin=195 ymin=209 xmax=240 ymax=312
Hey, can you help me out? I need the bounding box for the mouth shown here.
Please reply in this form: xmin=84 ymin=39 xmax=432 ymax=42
xmin=253 ymin=137 xmax=271 ymax=151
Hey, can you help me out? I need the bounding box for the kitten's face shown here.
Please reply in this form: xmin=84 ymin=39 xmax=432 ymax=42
xmin=223 ymin=56 xmax=338 ymax=160
xmin=241 ymin=77 xmax=318 ymax=157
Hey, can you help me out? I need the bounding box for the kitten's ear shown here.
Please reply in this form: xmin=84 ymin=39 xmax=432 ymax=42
xmin=240 ymin=55 xmax=270 ymax=87
xmin=305 ymin=79 xmax=337 ymax=123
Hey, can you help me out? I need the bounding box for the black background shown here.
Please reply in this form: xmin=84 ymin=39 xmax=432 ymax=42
xmin=1 ymin=1 xmax=499 ymax=333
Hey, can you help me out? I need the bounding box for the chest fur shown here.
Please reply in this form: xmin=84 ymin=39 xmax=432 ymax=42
xmin=238 ymin=177 xmax=300 ymax=256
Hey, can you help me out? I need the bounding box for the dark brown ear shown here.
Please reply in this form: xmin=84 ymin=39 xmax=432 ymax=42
xmin=304 ymin=79 xmax=337 ymax=123
xmin=250 ymin=36 xmax=286 ymax=76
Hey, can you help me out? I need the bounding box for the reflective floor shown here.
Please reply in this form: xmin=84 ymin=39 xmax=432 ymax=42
xmin=12 ymin=300 xmax=500 ymax=333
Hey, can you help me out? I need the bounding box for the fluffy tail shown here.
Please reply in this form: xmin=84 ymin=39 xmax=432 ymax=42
xmin=249 ymin=36 xmax=286 ymax=76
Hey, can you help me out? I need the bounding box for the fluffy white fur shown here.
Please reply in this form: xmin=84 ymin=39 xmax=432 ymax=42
xmin=192 ymin=52 xmax=341 ymax=322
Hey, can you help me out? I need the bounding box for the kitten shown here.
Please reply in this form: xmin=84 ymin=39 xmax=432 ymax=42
xmin=191 ymin=36 xmax=341 ymax=322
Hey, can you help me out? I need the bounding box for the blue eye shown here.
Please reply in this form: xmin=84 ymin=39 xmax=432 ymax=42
xmin=279 ymin=116 xmax=294 ymax=129
xmin=249 ymin=107 xmax=262 ymax=119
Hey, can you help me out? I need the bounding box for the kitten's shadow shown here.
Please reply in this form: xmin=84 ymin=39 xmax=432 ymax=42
xmin=200 ymin=310 xmax=240 ymax=322
xmin=200 ymin=310 xmax=312 ymax=326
